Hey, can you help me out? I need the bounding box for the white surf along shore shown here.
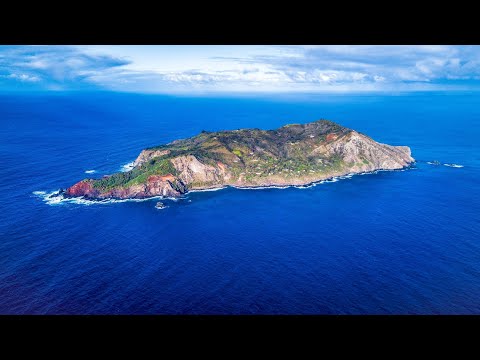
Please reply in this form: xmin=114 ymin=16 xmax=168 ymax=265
xmin=120 ymin=161 xmax=135 ymax=172
xmin=426 ymin=161 xmax=464 ymax=168
xmin=34 ymin=164 xmax=415 ymax=206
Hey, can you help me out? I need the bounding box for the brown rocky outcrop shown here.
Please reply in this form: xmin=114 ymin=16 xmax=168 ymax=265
xmin=65 ymin=180 xmax=100 ymax=198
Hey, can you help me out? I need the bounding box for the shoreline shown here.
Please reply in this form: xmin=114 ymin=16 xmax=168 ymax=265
xmin=190 ymin=163 xmax=415 ymax=192
xmin=40 ymin=163 xmax=415 ymax=205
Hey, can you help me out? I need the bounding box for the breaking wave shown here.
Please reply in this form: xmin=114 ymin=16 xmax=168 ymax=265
xmin=85 ymin=170 xmax=97 ymax=174
xmin=426 ymin=161 xmax=464 ymax=168
xmin=120 ymin=161 xmax=135 ymax=172
xmin=232 ymin=185 xmax=291 ymax=190
xmin=33 ymin=190 xmax=165 ymax=206
xmin=189 ymin=187 xmax=226 ymax=193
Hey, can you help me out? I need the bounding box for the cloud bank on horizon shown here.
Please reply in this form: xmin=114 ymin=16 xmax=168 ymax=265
xmin=1 ymin=45 xmax=480 ymax=93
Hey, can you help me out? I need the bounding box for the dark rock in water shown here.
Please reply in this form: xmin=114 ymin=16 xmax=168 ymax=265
xmin=155 ymin=201 xmax=166 ymax=209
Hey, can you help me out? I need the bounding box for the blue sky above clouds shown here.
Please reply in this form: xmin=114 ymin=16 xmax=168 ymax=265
xmin=1 ymin=45 xmax=480 ymax=93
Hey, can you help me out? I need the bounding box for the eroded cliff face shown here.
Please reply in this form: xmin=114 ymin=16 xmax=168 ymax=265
xmin=65 ymin=120 xmax=414 ymax=199
xmin=133 ymin=149 xmax=171 ymax=167
xmin=321 ymin=131 xmax=413 ymax=172
xmin=171 ymin=155 xmax=223 ymax=185
xmin=65 ymin=175 xmax=187 ymax=199
xmin=65 ymin=180 xmax=100 ymax=198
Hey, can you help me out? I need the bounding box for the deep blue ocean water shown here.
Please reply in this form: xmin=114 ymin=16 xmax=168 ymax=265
xmin=0 ymin=92 xmax=479 ymax=314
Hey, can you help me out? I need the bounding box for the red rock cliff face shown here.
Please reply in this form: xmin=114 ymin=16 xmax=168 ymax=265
xmin=65 ymin=180 xmax=100 ymax=198
xmin=65 ymin=174 xmax=186 ymax=199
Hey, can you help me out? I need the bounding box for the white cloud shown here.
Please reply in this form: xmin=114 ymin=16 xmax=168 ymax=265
xmin=0 ymin=45 xmax=130 ymax=87
xmin=7 ymin=73 xmax=41 ymax=82
xmin=2 ymin=45 xmax=480 ymax=93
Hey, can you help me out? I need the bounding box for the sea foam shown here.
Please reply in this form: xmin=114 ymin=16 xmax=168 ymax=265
xmin=189 ymin=186 xmax=226 ymax=193
xmin=120 ymin=161 xmax=135 ymax=172
xmin=33 ymin=190 xmax=165 ymax=206
xmin=444 ymin=163 xmax=464 ymax=168
xmin=85 ymin=170 xmax=97 ymax=174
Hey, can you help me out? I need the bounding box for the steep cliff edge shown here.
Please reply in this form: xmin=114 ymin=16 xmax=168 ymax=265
xmin=65 ymin=120 xmax=414 ymax=199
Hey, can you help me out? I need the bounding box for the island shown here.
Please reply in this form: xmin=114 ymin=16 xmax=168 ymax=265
xmin=64 ymin=120 xmax=414 ymax=200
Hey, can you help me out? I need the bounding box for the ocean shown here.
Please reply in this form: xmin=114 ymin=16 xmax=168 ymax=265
xmin=1 ymin=92 xmax=479 ymax=314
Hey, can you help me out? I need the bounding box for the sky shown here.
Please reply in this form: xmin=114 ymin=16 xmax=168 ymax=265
xmin=1 ymin=45 xmax=480 ymax=94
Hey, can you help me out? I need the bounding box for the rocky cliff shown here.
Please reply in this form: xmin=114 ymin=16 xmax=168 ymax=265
xmin=65 ymin=120 xmax=414 ymax=199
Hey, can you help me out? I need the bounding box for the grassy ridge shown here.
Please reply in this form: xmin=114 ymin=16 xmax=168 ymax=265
xmin=90 ymin=120 xmax=351 ymax=191
xmin=93 ymin=158 xmax=177 ymax=191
